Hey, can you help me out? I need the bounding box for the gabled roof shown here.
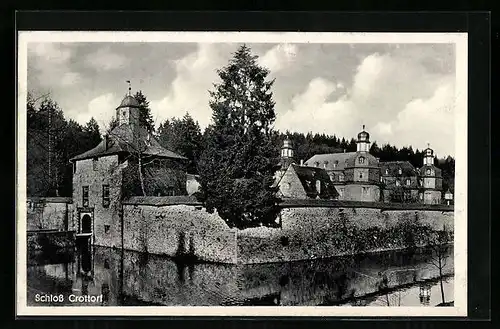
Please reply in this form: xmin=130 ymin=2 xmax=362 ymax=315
xmin=70 ymin=124 xmax=187 ymax=162
xmin=380 ymin=161 xmax=418 ymax=176
xmin=305 ymin=152 xmax=357 ymax=171
xmin=290 ymin=164 xmax=338 ymax=199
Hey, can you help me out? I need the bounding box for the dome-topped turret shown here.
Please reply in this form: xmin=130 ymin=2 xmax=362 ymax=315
xmin=357 ymin=125 xmax=370 ymax=142
xmin=117 ymin=95 xmax=140 ymax=109
xmin=423 ymin=143 xmax=435 ymax=166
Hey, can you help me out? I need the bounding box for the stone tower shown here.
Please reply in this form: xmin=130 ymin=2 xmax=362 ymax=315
xmin=418 ymin=144 xmax=443 ymax=204
xmin=280 ymin=137 xmax=295 ymax=170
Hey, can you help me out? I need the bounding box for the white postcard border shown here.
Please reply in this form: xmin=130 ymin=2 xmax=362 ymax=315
xmin=16 ymin=31 xmax=468 ymax=317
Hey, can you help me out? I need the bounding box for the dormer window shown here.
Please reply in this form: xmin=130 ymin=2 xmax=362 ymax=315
xmin=426 ymin=168 xmax=431 ymax=175
xmin=358 ymin=156 xmax=365 ymax=164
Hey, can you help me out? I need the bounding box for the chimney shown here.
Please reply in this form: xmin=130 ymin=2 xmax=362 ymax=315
xmin=343 ymin=149 xmax=346 ymax=153
xmin=300 ymin=159 xmax=304 ymax=166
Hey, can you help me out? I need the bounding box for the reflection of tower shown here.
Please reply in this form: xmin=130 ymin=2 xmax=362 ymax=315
xmin=419 ymin=283 xmax=432 ymax=305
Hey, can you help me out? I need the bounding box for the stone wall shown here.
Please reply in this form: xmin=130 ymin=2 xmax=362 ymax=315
xmin=26 ymin=197 xmax=72 ymax=231
xmin=122 ymin=203 xmax=237 ymax=263
xmin=236 ymin=204 xmax=453 ymax=264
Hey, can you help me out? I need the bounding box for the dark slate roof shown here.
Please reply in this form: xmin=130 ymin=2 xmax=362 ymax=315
xmin=291 ymin=164 xmax=338 ymax=199
xmin=344 ymin=152 xmax=379 ymax=168
xmin=305 ymin=152 xmax=357 ymax=171
xmin=122 ymin=195 xmax=200 ymax=206
xmin=70 ymin=124 xmax=187 ymax=162
xmin=380 ymin=161 xmax=418 ymax=177
xmin=117 ymin=95 xmax=140 ymax=108
xmin=306 ymin=151 xmax=379 ymax=170
xmin=418 ymin=164 xmax=442 ymax=177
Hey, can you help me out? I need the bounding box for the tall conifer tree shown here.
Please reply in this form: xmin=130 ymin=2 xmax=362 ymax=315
xmin=198 ymin=45 xmax=280 ymax=229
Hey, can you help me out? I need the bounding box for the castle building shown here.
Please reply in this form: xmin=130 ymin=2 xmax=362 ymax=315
xmin=304 ymin=126 xmax=381 ymax=202
xmin=69 ymin=91 xmax=188 ymax=248
xmin=418 ymin=145 xmax=443 ymax=204
xmin=380 ymin=161 xmax=420 ymax=203
xmin=274 ymin=138 xmax=337 ymax=200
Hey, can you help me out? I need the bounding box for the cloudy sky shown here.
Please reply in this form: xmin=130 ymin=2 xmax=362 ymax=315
xmin=27 ymin=41 xmax=456 ymax=157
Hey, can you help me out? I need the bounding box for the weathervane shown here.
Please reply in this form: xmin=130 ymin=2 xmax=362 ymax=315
xmin=126 ymin=80 xmax=131 ymax=95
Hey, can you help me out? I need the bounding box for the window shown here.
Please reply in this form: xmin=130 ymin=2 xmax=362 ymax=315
xmin=359 ymin=173 xmax=363 ymax=179
xmin=92 ymin=158 xmax=98 ymax=171
xmin=334 ymin=160 xmax=339 ymax=168
xmin=398 ymin=168 xmax=402 ymax=175
xmin=385 ymin=169 xmax=389 ymax=175
xmin=102 ymin=185 xmax=110 ymax=208
xmin=104 ymin=225 xmax=110 ymax=234
xmin=331 ymin=173 xmax=335 ymax=181
xmin=82 ymin=186 xmax=89 ymax=207
xmin=426 ymin=168 xmax=431 ymax=175
xmin=358 ymin=156 xmax=365 ymax=164
xmin=338 ymin=188 xmax=344 ymax=197
xmin=315 ymin=162 xmax=319 ymax=167
xmin=380 ymin=176 xmax=384 ymax=183
xmin=396 ymin=180 xmax=400 ymax=187
xmin=406 ymin=179 xmax=411 ymax=186
xmin=339 ymin=174 xmax=344 ymax=182
xmin=362 ymin=187 xmax=369 ymax=195
xmin=73 ymin=162 xmax=76 ymax=174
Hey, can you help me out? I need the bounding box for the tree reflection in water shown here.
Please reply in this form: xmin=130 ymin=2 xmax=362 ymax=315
xmin=27 ymin=245 xmax=453 ymax=307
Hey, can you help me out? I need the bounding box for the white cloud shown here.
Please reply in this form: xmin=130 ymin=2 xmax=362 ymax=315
xmin=150 ymin=43 xmax=231 ymax=129
xmin=77 ymin=93 xmax=120 ymax=133
xmin=275 ymin=50 xmax=456 ymax=156
xmin=28 ymin=42 xmax=84 ymax=89
xmin=258 ymin=43 xmax=298 ymax=72
xmin=29 ymin=43 xmax=72 ymax=64
xmin=84 ymin=47 xmax=128 ymax=71
xmin=277 ymin=78 xmax=358 ymax=138
xmin=60 ymin=72 xmax=83 ymax=86
xmin=385 ymin=81 xmax=455 ymax=156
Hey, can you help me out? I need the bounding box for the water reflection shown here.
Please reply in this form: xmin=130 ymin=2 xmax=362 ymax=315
xmin=27 ymin=245 xmax=454 ymax=307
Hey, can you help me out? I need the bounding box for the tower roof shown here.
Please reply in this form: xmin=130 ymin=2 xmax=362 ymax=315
xmin=117 ymin=95 xmax=140 ymax=109
xmin=357 ymin=125 xmax=370 ymax=141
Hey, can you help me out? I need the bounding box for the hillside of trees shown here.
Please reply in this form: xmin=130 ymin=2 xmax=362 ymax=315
xmin=26 ymin=92 xmax=455 ymax=198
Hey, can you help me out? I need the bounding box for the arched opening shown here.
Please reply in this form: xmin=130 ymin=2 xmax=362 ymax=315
xmin=82 ymin=214 xmax=92 ymax=233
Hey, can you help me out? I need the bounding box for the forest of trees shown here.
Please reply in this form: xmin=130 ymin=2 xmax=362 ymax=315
xmin=26 ymin=91 xmax=456 ymax=198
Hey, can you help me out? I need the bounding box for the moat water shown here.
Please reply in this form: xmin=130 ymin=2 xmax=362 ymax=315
xmin=27 ymin=245 xmax=454 ymax=307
